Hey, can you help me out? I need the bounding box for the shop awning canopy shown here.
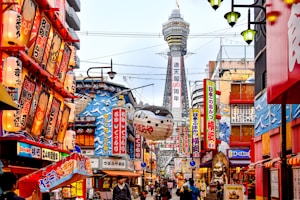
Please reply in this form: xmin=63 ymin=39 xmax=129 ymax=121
xmin=0 ymin=84 xmax=18 ymax=110
xmin=102 ymin=170 xmax=140 ymax=177
xmin=18 ymin=153 xmax=93 ymax=198
xmin=230 ymin=159 xmax=251 ymax=167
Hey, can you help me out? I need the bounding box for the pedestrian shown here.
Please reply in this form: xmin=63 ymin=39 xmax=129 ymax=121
xmin=215 ymin=181 xmax=223 ymax=200
xmin=0 ymin=172 xmax=25 ymax=200
xmin=154 ymin=188 xmax=161 ymax=200
xmin=160 ymin=185 xmax=171 ymax=200
xmin=189 ymin=179 xmax=200 ymax=200
xmin=140 ymin=189 xmax=147 ymax=200
xmin=112 ymin=176 xmax=132 ymax=200
xmin=179 ymin=185 xmax=193 ymax=200
xmin=150 ymin=184 xmax=155 ymax=196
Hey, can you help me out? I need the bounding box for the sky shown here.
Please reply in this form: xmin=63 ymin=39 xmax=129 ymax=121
xmin=75 ymin=0 xmax=254 ymax=106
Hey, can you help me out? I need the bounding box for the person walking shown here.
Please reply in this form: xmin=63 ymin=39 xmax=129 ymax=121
xmin=189 ymin=179 xmax=200 ymax=200
xmin=160 ymin=185 xmax=172 ymax=200
xmin=179 ymin=185 xmax=193 ymax=200
xmin=112 ymin=176 xmax=132 ymax=200
xmin=0 ymin=172 xmax=25 ymax=200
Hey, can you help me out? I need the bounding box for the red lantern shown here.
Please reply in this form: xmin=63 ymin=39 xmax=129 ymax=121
xmin=133 ymin=106 xmax=174 ymax=140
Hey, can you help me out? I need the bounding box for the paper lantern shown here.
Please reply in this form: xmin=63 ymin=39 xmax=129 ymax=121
xmin=2 ymin=108 xmax=21 ymax=132
xmin=3 ymin=10 xmax=22 ymax=45
xmin=69 ymin=45 xmax=77 ymax=67
xmin=67 ymin=102 xmax=75 ymax=123
xmin=63 ymin=129 xmax=76 ymax=150
xmin=2 ymin=57 xmax=22 ymax=88
xmin=133 ymin=106 xmax=173 ymax=141
xmin=64 ymin=70 xmax=76 ymax=94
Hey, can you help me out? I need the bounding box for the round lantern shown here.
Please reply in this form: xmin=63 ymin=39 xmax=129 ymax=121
xmin=2 ymin=57 xmax=22 ymax=88
xmin=3 ymin=10 xmax=22 ymax=45
xmin=64 ymin=70 xmax=76 ymax=94
xmin=133 ymin=105 xmax=173 ymax=140
xmin=63 ymin=129 xmax=76 ymax=150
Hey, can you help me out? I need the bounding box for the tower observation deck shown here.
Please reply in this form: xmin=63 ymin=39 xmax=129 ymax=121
xmin=162 ymin=9 xmax=190 ymax=122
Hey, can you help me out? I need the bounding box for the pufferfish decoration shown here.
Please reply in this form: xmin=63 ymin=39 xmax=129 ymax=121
xmin=133 ymin=105 xmax=174 ymax=140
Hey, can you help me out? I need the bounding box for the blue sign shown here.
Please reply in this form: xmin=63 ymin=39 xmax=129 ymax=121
xmin=227 ymin=149 xmax=251 ymax=159
xmin=141 ymin=161 xmax=146 ymax=169
xmin=190 ymin=160 xmax=196 ymax=168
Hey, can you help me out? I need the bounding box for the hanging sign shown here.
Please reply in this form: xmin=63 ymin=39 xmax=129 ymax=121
xmin=112 ymin=108 xmax=127 ymax=155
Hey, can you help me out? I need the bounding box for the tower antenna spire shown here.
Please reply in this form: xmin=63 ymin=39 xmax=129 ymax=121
xmin=176 ymin=0 xmax=180 ymax=10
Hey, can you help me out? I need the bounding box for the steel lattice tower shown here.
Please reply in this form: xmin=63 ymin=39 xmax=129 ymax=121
xmin=162 ymin=9 xmax=190 ymax=121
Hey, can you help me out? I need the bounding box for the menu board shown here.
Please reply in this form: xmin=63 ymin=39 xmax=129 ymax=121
xmin=270 ymin=169 xmax=279 ymax=198
xmin=293 ymin=168 xmax=300 ymax=200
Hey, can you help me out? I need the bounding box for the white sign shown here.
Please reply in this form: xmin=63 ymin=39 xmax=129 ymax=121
xmin=90 ymin=158 xmax=99 ymax=169
xmin=102 ymin=158 xmax=126 ymax=169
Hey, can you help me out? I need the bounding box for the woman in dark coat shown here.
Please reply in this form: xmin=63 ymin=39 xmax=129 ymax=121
xmin=179 ymin=185 xmax=193 ymax=200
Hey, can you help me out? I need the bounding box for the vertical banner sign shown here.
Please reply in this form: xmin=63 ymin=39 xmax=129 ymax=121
xmin=19 ymin=0 xmax=37 ymax=47
xmin=42 ymin=27 xmax=54 ymax=69
xmin=31 ymin=90 xmax=49 ymax=137
xmin=19 ymin=76 xmax=36 ymax=130
xmin=46 ymin=32 xmax=62 ymax=74
xmin=204 ymin=79 xmax=216 ymax=150
xmin=32 ymin=16 xmax=51 ymax=64
xmin=134 ymin=132 xmax=142 ymax=159
xmin=44 ymin=97 xmax=61 ymax=139
xmin=112 ymin=108 xmax=127 ymax=155
xmin=56 ymin=44 xmax=71 ymax=82
xmin=26 ymin=83 xmax=41 ymax=132
xmin=171 ymin=57 xmax=182 ymax=108
xmin=190 ymin=108 xmax=201 ymax=158
xmin=183 ymin=126 xmax=189 ymax=157
xmin=27 ymin=8 xmax=40 ymax=58
xmin=56 ymin=105 xmax=71 ymax=145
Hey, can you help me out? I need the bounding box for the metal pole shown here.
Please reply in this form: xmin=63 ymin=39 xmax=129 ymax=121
xmin=281 ymin=104 xmax=288 ymax=199
xmin=142 ymin=138 xmax=145 ymax=191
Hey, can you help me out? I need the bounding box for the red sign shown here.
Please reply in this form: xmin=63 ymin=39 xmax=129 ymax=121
xmin=19 ymin=76 xmax=36 ymax=130
xmin=134 ymin=133 xmax=142 ymax=159
xmin=44 ymin=97 xmax=61 ymax=139
xmin=112 ymin=108 xmax=127 ymax=155
xmin=56 ymin=44 xmax=71 ymax=82
xmin=267 ymin=1 xmax=300 ymax=103
xmin=32 ymin=16 xmax=51 ymax=64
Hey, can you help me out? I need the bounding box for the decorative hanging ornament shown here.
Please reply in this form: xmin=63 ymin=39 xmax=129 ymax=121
xmin=2 ymin=57 xmax=22 ymax=89
xmin=133 ymin=106 xmax=174 ymax=141
xmin=3 ymin=10 xmax=22 ymax=45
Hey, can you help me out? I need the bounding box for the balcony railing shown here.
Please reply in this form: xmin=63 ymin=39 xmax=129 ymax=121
xmin=230 ymin=93 xmax=254 ymax=104
xmin=230 ymin=135 xmax=253 ymax=143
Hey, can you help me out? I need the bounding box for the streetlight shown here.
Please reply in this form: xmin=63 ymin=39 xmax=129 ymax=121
xmin=78 ymin=59 xmax=117 ymax=98
xmin=208 ymin=0 xmax=266 ymax=44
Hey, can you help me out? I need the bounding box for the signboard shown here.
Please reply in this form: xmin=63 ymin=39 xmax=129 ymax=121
xmin=134 ymin=133 xmax=142 ymax=159
xmin=270 ymin=169 xmax=279 ymax=198
xmin=44 ymin=97 xmax=61 ymax=139
xmin=32 ymin=15 xmax=51 ymax=64
xmin=56 ymin=44 xmax=71 ymax=82
xmin=190 ymin=108 xmax=201 ymax=158
xmin=293 ymin=168 xmax=300 ymax=200
xmin=204 ymin=79 xmax=216 ymax=150
xmin=42 ymin=148 xmax=60 ymax=162
xmin=17 ymin=142 xmax=41 ymax=159
xmin=223 ymin=184 xmax=244 ymax=200
xmin=112 ymin=108 xmax=127 ymax=155
xmin=227 ymin=149 xmax=251 ymax=159
xmin=267 ymin=1 xmax=300 ymax=103
xmin=19 ymin=76 xmax=36 ymax=130
xmin=171 ymin=56 xmax=182 ymax=108
xmin=101 ymin=158 xmax=126 ymax=170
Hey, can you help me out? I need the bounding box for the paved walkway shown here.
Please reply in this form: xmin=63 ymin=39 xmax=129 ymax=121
xmin=145 ymin=189 xmax=179 ymax=200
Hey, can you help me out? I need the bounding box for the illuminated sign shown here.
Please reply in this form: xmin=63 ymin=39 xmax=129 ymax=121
xmin=204 ymin=79 xmax=216 ymax=150
xmin=17 ymin=142 xmax=41 ymax=159
xmin=42 ymin=148 xmax=59 ymax=161
xmin=190 ymin=108 xmax=201 ymax=158
xmin=112 ymin=108 xmax=127 ymax=155
xmin=171 ymin=56 xmax=182 ymax=108
xmin=227 ymin=149 xmax=251 ymax=159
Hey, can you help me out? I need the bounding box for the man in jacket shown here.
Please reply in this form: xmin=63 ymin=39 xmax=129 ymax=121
xmin=112 ymin=176 xmax=132 ymax=200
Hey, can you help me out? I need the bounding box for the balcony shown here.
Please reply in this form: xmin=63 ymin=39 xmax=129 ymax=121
xmin=67 ymin=0 xmax=80 ymax=12
xmin=230 ymin=135 xmax=253 ymax=147
xmin=66 ymin=2 xmax=80 ymax=30
xmin=229 ymin=93 xmax=254 ymax=104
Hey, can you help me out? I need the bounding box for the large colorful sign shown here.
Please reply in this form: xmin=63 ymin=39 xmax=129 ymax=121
xmin=134 ymin=133 xmax=142 ymax=159
xmin=190 ymin=108 xmax=201 ymax=158
xmin=171 ymin=56 xmax=182 ymax=108
xmin=204 ymin=79 xmax=216 ymax=150
xmin=112 ymin=108 xmax=127 ymax=155
xmin=267 ymin=1 xmax=300 ymax=103
xmin=17 ymin=142 xmax=41 ymax=159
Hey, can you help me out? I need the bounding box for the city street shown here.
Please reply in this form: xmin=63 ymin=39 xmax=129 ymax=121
xmin=145 ymin=189 xmax=179 ymax=200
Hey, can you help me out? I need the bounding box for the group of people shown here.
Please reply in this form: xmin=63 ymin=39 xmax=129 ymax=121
xmin=176 ymin=179 xmax=201 ymax=200
xmin=0 ymin=172 xmax=25 ymax=200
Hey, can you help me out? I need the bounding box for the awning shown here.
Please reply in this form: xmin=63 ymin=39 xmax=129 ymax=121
xmin=230 ymin=159 xmax=251 ymax=167
xmin=102 ymin=170 xmax=140 ymax=177
xmin=18 ymin=153 xmax=93 ymax=198
xmin=0 ymin=84 xmax=18 ymax=110
xmin=200 ymin=160 xmax=212 ymax=168
xmin=248 ymin=158 xmax=272 ymax=168
xmin=264 ymin=157 xmax=280 ymax=168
